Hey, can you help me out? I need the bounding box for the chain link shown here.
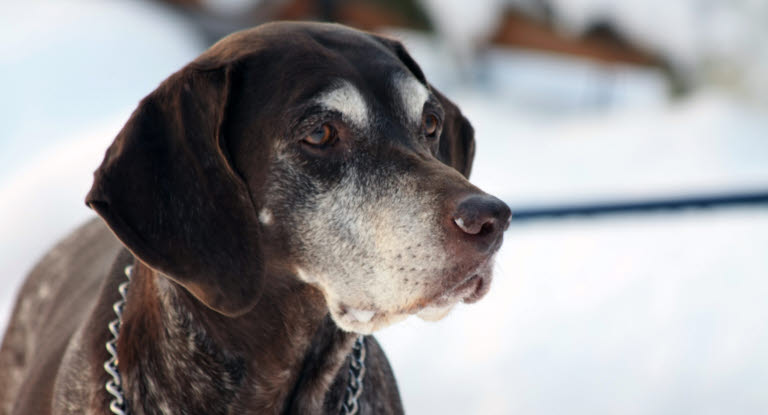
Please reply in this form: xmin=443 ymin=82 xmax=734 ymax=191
xmin=340 ymin=335 xmax=367 ymax=415
xmin=104 ymin=265 xmax=132 ymax=415
xmin=104 ymin=264 xmax=367 ymax=415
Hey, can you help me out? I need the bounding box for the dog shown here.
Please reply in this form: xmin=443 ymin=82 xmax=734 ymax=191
xmin=0 ymin=22 xmax=510 ymax=414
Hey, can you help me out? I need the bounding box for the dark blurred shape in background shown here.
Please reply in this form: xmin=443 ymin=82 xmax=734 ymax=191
xmin=157 ymin=0 xmax=432 ymax=43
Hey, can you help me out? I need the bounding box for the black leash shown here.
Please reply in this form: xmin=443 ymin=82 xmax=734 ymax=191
xmin=507 ymin=189 xmax=768 ymax=223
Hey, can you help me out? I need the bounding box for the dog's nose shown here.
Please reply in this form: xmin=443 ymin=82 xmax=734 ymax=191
xmin=452 ymin=195 xmax=511 ymax=251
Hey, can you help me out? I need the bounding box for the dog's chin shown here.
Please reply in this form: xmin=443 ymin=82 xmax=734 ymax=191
xmin=330 ymin=268 xmax=494 ymax=334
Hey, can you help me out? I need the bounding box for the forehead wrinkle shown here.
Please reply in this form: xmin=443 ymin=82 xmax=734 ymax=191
xmin=315 ymin=80 xmax=370 ymax=127
xmin=395 ymin=74 xmax=429 ymax=124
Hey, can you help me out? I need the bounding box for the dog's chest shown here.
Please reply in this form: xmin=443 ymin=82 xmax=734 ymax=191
xmin=117 ymin=306 xmax=245 ymax=414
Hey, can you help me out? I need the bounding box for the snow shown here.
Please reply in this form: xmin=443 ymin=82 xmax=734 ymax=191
xmin=462 ymin=87 xmax=768 ymax=206
xmin=0 ymin=121 xmax=118 ymax=308
xmin=478 ymin=48 xmax=670 ymax=111
xmin=0 ymin=0 xmax=204 ymax=181
xmin=2 ymin=2 xmax=768 ymax=414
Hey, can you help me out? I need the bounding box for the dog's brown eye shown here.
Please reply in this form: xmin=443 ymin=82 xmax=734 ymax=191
xmin=303 ymin=124 xmax=336 ymax=147
xmin=423 ymin=113 xmax=439 ymax=138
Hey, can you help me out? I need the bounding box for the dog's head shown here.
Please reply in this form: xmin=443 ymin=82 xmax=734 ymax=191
xmin=87 ymin=22 xmax=510 ymax=334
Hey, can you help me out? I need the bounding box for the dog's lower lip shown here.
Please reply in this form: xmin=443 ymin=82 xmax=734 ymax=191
xmin=461 ymin=276 xmax=487 ymax=303
xmin=453 ymin=274 xmax=480 ymax=294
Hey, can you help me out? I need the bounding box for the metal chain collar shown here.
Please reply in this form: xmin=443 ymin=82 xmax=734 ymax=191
xmin=340 ymin=334 xmax=367 ymax=415
xmin=104 ymin=264 xmax=367 ymax=415
xmin=104 ymin=265 xmax=131 ymax=415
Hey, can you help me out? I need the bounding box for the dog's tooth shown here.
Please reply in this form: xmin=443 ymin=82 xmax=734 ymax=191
xmin=349 ymin=308 xmax=375 ymax=323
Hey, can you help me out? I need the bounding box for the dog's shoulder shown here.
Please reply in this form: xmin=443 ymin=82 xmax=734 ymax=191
xmin=0 ymin=218 xmax=123 ymax=415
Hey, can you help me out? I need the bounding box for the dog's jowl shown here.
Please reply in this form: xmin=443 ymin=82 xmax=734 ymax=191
xmin=0 ymin=22 xmax=510 ymax=415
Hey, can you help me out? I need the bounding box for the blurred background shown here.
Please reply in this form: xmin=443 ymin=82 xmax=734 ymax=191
xmin=2 ymin=0 xmax=767 ymax=413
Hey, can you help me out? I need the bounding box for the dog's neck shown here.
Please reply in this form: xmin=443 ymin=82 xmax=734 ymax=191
xmin=116 ymin=261 xmax=356 ymax=414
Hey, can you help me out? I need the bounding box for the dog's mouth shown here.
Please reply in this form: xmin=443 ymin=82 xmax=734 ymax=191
xmin=439 ymin=254 xmax=495 ymax=303
xmin=330 ymin=256 xmax=497 ymax=333
xmin=414 ymin=260 xmax=494 ymax=322
xmin=453 ymin=273 xmax=491 ymax=304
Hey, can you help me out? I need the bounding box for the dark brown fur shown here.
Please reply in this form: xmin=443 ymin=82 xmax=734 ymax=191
xmin=1 ymin=22 xmax=509 ymax=414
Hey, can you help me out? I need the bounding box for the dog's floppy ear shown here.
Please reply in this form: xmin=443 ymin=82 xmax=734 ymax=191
xmin=372 ymin=34 xmax=476 ymax=178
xmin=432 ymin=87 xmax=476 ymax=178
xmin=86 ymin=64 xmax=263 ymax=317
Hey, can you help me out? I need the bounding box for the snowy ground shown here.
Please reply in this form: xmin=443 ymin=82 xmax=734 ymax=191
xmin=2 ymin=2 xmax=768 ymax=414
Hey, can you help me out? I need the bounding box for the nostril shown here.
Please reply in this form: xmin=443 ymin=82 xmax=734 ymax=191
xmin=479 ymin=221 xmax=496 ymax=236
xmin=454 ymin=215 xmax=496 ymax=236
xmin=454 ymin=216 xmax=483 ymax=235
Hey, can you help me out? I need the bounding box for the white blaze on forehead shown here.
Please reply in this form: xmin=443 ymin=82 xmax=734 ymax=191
xmin=395 ymin=74 xmax=429 ymax=124
xmin=316 ymin=80 xmax=370 ymax=127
